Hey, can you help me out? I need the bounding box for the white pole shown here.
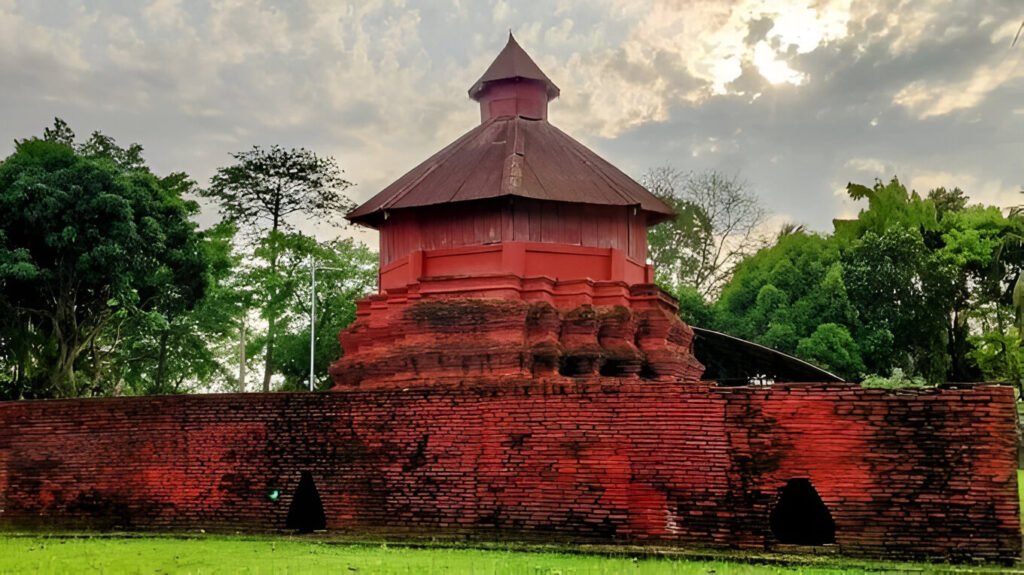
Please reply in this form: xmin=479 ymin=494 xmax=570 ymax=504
xmin=309 ymin=255 xmax=316 ymax=392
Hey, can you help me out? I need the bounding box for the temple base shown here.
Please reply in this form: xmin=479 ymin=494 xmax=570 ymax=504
xmin=329 ymin=275 xmax=703 ymax=390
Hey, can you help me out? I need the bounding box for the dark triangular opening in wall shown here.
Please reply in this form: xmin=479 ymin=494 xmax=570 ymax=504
xmin=769 ymin=478 xmax=835 ymax=545
xmin=286 ymin=471 xmax=326 ymax=533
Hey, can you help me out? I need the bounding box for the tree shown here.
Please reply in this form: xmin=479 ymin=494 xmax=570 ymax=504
xmin=227 ymin=232 xmax=376 ymax=392
xmin=94 ymin=222 xmax=248 ymax=395
xmin=840 ymin=179 xmax=1024 ymax=382
xmin=929 ymin=187 xmax=968 ymax=220
xmin=795 ymin=323 xmax=865 ymax=376
xmin=713 ymin=229 xmax=865 ymax=379
xmin=711 ymin=177 xmax=1024 ymax=384
xmin=203 ymin=146 xmax=354 ymax=392
xmin=715 ymin=232 xmax=845 ymax=340
xmin=675 ymin=285 xmax=714 ymax=328
xmin=0 ymin=120 xmax=208 ymax=397
xmin=642 ymin=167 xmax=768 ymax=299
xmin=842 ymin=227 xmax=950 ymax=380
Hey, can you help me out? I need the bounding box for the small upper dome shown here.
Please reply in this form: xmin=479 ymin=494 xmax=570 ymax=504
xmin=468 ymin=33 xmax=560 ymax=102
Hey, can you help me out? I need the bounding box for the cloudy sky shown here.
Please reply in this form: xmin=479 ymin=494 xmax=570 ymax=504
xmin=2 ymin=0 xmax=1022 ymax=242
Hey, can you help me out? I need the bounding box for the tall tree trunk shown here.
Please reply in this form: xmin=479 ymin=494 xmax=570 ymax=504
xmin=155 ymin=329 xmax=170 ymax=394
xmin=262 ymin=218 xmax=281 ymax=393
xmin=262 ymin=316 xmax=276 ymax=392
xmin=15 ymin=343 xmax=26 ymax=398
xmin=50 ymin=341 xmax=77 ymax=398
xmin=238 ymin=315 xmax=247 ymax=392
xmin=50 ymin=295 xmax=80 ymax=397
xmin=89 ymin=340 xmax=103 ymax=395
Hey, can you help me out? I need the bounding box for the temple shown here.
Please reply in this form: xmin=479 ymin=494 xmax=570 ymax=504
xmin=332 ymin=34 xmax=701 ymax=390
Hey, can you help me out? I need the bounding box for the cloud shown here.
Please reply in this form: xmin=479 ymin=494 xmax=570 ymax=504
xmin=143 ymin=0 xmax=188 ymax=30
xmin=0 ymin=1 xmax=92 ymax=73
xmin=907 ymin=170 xmax=1019 ymax=210
xmin=894 ymin=61 xmax=1024 ymax=119
xmin=752 ymin=41 xmax=806 ymax=86
xmin=0 ymin=0 xmax=1020 ymax=242
xmin=539 ymin=0 xmax=859 ymax=138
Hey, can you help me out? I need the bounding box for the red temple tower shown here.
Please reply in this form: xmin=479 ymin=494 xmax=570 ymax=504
xmin=331 ymin=35 xmax=702 ymax=389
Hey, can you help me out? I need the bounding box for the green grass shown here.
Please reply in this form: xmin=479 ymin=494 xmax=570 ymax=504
xmin=2 ymin=474 xmax=1021 ymax=574
xmin=1019 ymin=469 xmax=1023 ymax=531
xmin=0 ymin=534 xmax=1017 ymax=575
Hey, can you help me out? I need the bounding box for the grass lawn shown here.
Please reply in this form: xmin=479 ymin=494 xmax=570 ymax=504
xmin=0 ymin=534 xmax=1018 ymax=575
xmin=1019 ymin=469 xmax=1024 ymax=531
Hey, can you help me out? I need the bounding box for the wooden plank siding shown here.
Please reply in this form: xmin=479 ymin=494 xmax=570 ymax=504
xmin=378 ymin=199 xmax=647 ymax=267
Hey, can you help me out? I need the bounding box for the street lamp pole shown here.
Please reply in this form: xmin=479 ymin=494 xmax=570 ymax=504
xmin=309 ymin=256 xmax=315 ymax=392
xmin=309 ymin=256 xmax=347 ymax=392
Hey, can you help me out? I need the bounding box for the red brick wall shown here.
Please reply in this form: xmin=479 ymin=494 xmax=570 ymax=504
xmin=719 ymin=385 xmax=1020 ymax=559
xmin=0 ymin=381 xmax=1018 ymax=562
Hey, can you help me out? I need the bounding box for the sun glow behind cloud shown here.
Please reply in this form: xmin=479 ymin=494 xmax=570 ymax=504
xmin=752 ymin=41 xmax=806 ymax=86
xmin=542 ymin=0 xmax=858 ymax=138
xmin=613 ymin=0 xmax=851 ymax=95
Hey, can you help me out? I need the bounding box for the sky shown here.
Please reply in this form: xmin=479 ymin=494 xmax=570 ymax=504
xmin=1 ymin=0 xmax=1022 ymax=243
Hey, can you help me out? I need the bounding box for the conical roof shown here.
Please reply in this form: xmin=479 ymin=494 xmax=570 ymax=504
xmin=468 ymin=33 xmax=560 ymax=100
xmin=346 ymin=36 xmax=675 ymax=228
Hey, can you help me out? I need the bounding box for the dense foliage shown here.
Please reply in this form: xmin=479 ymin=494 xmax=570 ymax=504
xmin=688 ymin=178 xmax=1024 ymax=387
xmin=0 ymin=121 xmax=375 ymax=398
xmin=266 ymin=236 xmax=377 ymax=391
xmin=0 ymin=124 xmax=209 ymax=397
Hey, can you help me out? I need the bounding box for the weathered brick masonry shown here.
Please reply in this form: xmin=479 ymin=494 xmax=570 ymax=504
xmin=0 ymin=382 xmax=1018 ymax=561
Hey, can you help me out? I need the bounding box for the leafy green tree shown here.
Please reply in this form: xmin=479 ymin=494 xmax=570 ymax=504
xmin=0 ymin=120 xmax=208 ymax=397
xmin=929 ymin=187 xmax=969 ymax=220
xmin=969 ymin=328 xmax=1024 ymax=394
xmin=203 ymin=146 xmax=354 ymax=392
xmin=795 ymin=323 xmax=865 ymax=377
xmin=231 ymin=232 xmax=375 ymax=391
xmin=842 ymin=226 xmax=949 ymax=379
xmin=711 ymin=177 xmax=1024 ymax=384
xmin=936 ymin=206 xmax=1024 ymax=379
xmin=272 ymin=238 xmax=377 ymax=391
xmin=675 ymin=285 xmax=714 ymax=328
xmin=96 ymin=222 xmax=247 ymax=395
xmin=835 ymin=178 xmax=939 ymax=242
xmin=841 ymin=179 xmax=1024 ymax=382
xmin=716 ymin=232 xmax=844 ymax=333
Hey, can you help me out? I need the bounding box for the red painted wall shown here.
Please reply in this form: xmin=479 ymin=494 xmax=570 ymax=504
xmin=477 ymin=80 xmax=550 ymax=121
xmin=378 ymin=243 xmax=651 ymax=292
xmin=0 ymin=382 xmax=1018 ymax=562
xmin=377 ymin=199 xmax=649 ymax=292
xmin=379 ymin=200 xmax=647 ymax=268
